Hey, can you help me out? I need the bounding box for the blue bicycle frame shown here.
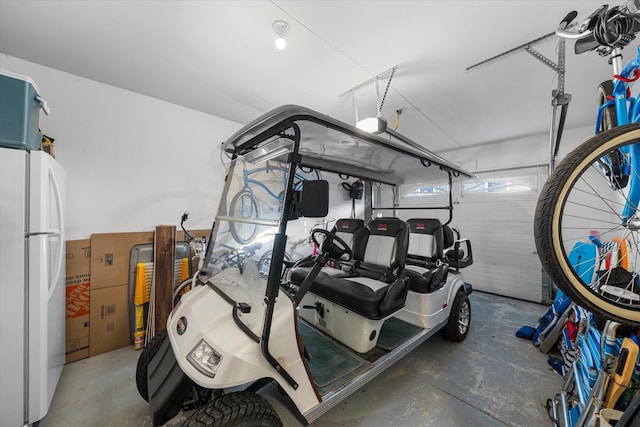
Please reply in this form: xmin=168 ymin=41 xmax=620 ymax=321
xmin=596 ymin=46 xmax=640 ymax=224
xmin=242 ymin=165 xmax=312 ymax=202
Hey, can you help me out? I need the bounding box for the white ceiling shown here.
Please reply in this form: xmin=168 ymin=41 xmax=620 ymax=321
xmin=0 ymin=0 xmax=614 ymax=153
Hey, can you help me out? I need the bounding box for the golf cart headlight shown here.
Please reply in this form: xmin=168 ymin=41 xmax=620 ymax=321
xmin=187 ymin=339 xmax=223 ymax=378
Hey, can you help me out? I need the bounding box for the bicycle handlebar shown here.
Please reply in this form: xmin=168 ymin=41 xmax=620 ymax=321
xmin=558 ymin=10 xmax=579 ymax=32
xmin=556 ymin=2 xmax=640 ymax=52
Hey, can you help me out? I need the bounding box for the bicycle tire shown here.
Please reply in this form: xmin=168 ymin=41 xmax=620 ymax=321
xmin=535 ymin=123 xmax=640 ymax=325
xmin=229 ymin=189 xmax=260 ymax=244
xmin=257 ymin=250 xmax=291 ymax=276
xmin=597 ymin=80 xmax=617 ymax=133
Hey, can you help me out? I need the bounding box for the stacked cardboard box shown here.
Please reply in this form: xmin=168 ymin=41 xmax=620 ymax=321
xmin=89 ymin=232 xmax=153 ymax=357
xmin=65 ymin=240 xmax=91 ymax=363
xmin=64 ymin=228 xmax=210 ymax=361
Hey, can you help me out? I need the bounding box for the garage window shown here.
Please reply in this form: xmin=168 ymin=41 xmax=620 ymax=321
xmin=400 ymin=183 xmax=450 ymax=199
xmin=461 ymin=172 xmax=537 ymax=196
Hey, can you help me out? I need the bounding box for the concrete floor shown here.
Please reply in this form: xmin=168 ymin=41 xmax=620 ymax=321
xmin=39 ymin=291 xmax=562 ymax=426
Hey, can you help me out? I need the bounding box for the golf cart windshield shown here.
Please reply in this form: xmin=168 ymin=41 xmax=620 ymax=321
xmin=199 ymin=137 xmax=294 ymax=323
xmin=199 ymin=105 xmax=471 ymax=346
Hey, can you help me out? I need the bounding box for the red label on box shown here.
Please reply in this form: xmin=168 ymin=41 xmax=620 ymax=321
xmin=66 ymin=282 xmax=90 ymax=318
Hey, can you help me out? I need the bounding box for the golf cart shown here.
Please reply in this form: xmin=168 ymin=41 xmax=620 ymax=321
xmin=138 ymin=105 xmax=474 ymax=426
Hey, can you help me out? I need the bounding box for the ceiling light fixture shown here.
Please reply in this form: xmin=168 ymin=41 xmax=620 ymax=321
xmin=356 ymin=116 xmax=388 ymax=134
xmin=272 ymin=20 xmax=290 ymax=50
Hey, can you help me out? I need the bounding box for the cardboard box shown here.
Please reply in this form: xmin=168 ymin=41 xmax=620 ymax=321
xmin=89 ymin=232 xmax=154 ymax=356
xmin=87 ymin=230 xmax=210 ymax=356
xmin=91 ymin=232 xmax=154 ymax=290
xmin=65 ymin=239 xmax=91 ymax=363
xmin=89 ymin=284 xmax=130 ymax=357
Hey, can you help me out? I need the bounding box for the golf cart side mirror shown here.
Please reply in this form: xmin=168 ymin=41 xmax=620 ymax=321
xmin=300 ymin=180 xmax=329 ymax=218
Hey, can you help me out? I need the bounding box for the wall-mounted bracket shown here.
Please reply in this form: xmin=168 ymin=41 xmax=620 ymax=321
xmin=467 ymin=31 xmax=571 ymax=173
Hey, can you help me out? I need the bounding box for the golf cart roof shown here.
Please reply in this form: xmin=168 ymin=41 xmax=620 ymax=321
xmin=223 ymin=105 xmax=471 ymax=186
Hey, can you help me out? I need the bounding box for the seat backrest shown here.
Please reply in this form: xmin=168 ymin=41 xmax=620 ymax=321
xmin=354 ymin=218 xmax=408 ymax=271
xmin=331 ymin=218 xmax=365 ymax=253
xmin=443 ymin=225 xmax=455 ymax=252
xmin=406 ymin=218 xmax=443 ymax=264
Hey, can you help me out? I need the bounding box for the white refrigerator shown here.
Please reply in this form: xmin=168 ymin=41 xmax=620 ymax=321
xmin=0 ymin=147 xmax=66 ymax=426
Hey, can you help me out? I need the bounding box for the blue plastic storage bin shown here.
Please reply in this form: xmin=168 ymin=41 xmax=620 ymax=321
xmin=0 ymin=70 xmax=49 ymax=151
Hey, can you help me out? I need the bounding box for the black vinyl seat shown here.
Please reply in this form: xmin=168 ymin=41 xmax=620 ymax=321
xmin=291 ymin=218 xmax=409 ymax=319
xmin=289 ymin=218 xmax=366 ymax=280
xmin=332 ymin=218 xmax=366 ymax=251
xmin=322 ymin=218 xmax=366 ymax=276
xmin=405 ymin=218 xmax=449 ymax=293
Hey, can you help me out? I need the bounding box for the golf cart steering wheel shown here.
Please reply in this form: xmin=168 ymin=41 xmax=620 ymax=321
xmin=311 ymin=229 xmax=353 ymax=261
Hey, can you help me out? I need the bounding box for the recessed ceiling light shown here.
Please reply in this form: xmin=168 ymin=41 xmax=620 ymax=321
xmin=272 ymin=20 xmax=290 ymax=50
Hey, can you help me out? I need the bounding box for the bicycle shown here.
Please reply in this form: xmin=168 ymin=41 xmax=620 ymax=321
xmin=229 ymin=163 xmax=320 ymax=244
xmin=535 ymin=1 xmax=640 ymax=326
xmin=175 ymin=211 xmax=272 ymax=301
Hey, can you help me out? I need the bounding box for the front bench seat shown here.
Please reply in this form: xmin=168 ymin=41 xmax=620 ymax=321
xmin=294 ymin=218 xmax=410 ymax=319
xmin=405 ymin=218 xmax=449 ymax=293
xmin=321 ymin=218 xmax=366 ymax=276
xmin=289 ymin=218 xmax=365 ymax=281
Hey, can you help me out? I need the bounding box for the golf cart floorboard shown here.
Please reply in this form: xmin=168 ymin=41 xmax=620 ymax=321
xmin=299 ymin=316 xmax=446 ymax=423
xmin=298 ymin=321 xmax=370 ymax=395
xmin=298 ymin=317 xmax=427 ymax=396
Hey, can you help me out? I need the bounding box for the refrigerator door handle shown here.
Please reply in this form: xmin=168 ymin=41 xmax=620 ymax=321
xmin=48 ymin=165 xmax=64 ymax=296
xmin=49 ymin=232 xmax=63 ymax=299
xmin=49 ymin=162 xmax=65 ymax=233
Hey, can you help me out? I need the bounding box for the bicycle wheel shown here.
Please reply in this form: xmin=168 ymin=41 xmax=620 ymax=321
xmin=229 ymin=189 xmax=260 ymax=244
xmin=258 ymin=250 xmax=291 ymax=277
xmin=535 ymin=123 xmax=640 ymax=325
xmin=597 ymin=80 xmax=617 ymax=133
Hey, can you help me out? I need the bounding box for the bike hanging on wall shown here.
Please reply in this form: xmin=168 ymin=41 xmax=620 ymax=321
xmin=228 ymin=161 xmax=320 ymax=244
xmin=535 ymin=1 xmax=640 ymax=325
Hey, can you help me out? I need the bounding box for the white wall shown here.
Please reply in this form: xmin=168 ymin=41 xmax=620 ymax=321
xmin=1 ymin=55 xmax=241 ymax=240
xmin=438 ymin=125 xmax=596 ymax=173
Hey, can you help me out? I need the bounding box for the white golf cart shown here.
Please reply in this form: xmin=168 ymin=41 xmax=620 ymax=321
xmin=137 ymin=105 xmax=474 ymax=426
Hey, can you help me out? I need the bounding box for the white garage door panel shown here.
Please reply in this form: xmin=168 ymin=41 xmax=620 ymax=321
xmin=395 ymin=166 xmax=546 ymax=302
xmin=464 ymin=264 xmax=542 ymax=301
xmin=451 ymin=167 xmax=546 ymax=303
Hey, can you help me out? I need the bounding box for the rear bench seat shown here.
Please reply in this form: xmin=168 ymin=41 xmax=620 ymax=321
xmin=404 ymin=218 xmax=449 ymax=293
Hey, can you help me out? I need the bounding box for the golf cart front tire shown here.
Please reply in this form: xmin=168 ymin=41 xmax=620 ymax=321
xmin=136 ymin=329 xmax=168 ymax=402
xmin=182 ymin=391 xmax=282 ymax=427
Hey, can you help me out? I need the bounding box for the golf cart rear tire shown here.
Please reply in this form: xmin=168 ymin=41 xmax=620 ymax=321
xmin=442 ymin=291 xmax=471 ymax=342
xmin=136 ymin=328 xmax=167 ymax=402
xmin=182 ymin=391 xmax=283 ymax=427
